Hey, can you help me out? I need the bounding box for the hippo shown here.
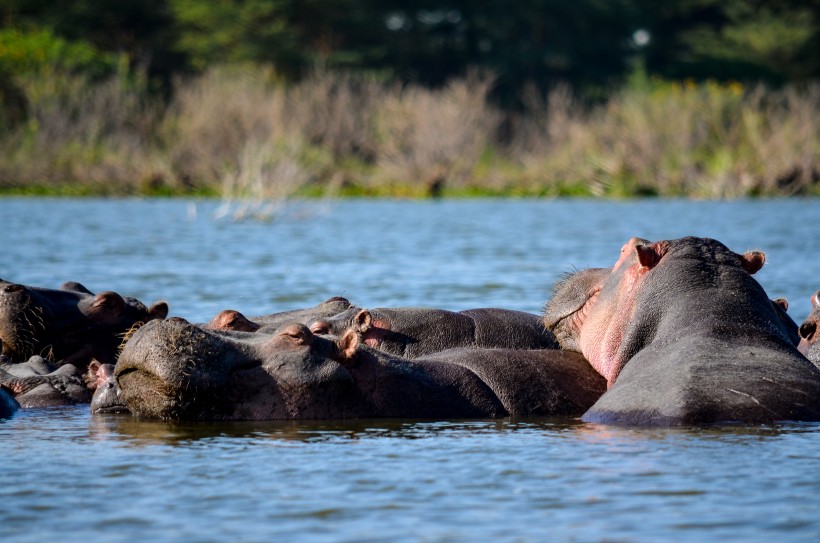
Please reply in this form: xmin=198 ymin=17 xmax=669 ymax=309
xmin=0 ymin=352 xmax=91 ymax=407
xmin=88 ymin=361 xmax=128 ymax=414
xmin=798 ymin=290 xmax=820 ymax=365
xmin=307 ymin=306 xmax=559 ymax=357
xmin=112 ymin=318 xmax=606 ymax=421
xmin=545 ymin=237 xmax=820 ymax=426
xmin=205 ymin=296 xmax=353 ymax=333
xmin=0 ymin=278 xmax=168 ymax=369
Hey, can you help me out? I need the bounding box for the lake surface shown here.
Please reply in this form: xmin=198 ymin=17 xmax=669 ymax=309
xmin=1 ymin=197 xmax=819 ymax=542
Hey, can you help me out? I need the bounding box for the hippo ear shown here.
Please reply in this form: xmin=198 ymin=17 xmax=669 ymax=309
xmin=337 ymin=330 xmax=359 ymax=362
xmin=634 ymin=242 xmax=667 ymax=270
xmin=741 ymin=251 xmax=765 ymax=275
xmin=148 ymin=301 xmax=169 ymax=321
xmin=772 ymin=298 xmax=789 ymax=312
xmin=354 ymin=310 xmax=373 ymax=333
xmin=812 ymin=290 xmax=820 ymax=309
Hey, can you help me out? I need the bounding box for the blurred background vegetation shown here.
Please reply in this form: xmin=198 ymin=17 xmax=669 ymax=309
xmin=0 ymin=0 xmax=818 ymax=199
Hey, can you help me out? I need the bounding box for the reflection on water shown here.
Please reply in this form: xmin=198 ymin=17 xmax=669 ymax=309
xmin=2 ymin=198 xmax=820 ymax=543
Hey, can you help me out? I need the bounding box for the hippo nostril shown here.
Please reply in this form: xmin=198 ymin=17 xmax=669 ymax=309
xmin=799 ymin=321 xmax=816 ymax=341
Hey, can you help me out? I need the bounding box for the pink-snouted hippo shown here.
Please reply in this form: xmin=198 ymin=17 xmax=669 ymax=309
xmin=204 ymin=297 xmax=353 ymax=333
xmin=798 ymin=290 xmax=820 ymax=365
xmin=548 ymin=237 xmax=820 ymax=426
xmin=307 ymin=307 xmax=558 ymax=357
xmin=113 ymin=318 xmax=605 ymax=421
xmin=0 ymin=278 xmax=168 ymax=370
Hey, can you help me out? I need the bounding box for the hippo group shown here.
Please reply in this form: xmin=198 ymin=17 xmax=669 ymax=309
xmin=2 ymin=236 xmax=819 ymax=427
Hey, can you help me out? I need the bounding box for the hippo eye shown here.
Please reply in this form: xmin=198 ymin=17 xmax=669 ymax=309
xmin=310 ymin=323 xmax=330 ymax=335
xmin=3 ymin=284 xmax=24 ymax=293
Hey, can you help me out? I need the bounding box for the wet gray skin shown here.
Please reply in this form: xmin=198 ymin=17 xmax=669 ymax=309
xmin=307 ymin=306 xmax=559 ymax=357
xmin=114 ymin=317 xmax=605 ymax=421
xmin=0 ymin=278 xmax=168 ymax=369
xmin=575 ymin=236 xmax=820 ymax=426
xmin=0 ymin=349 xmax=91 ymax=407
xmin=770 ymin=297 xmax=800 ymax=347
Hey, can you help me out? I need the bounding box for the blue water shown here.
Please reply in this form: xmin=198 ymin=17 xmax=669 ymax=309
xmin=2 ymin=198 xmax=819 ymax=542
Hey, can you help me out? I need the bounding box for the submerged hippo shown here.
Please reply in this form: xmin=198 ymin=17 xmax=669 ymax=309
xmin=112 ymin=318 xmax=605 ymax=421
xmin=545 ymin=237 xmax=820 ymax=426
xmin=0 ymin=278 xmax=168 ymax=369
xmin=0 ymin=351 xmax=90 ymax=407
xmin=308 ymin=306 xmax=559 ymax=357
xmin=798 ymin=290 xmax=820 ymax=365
xmin=205 ymin=296 xmax=353 ymax=333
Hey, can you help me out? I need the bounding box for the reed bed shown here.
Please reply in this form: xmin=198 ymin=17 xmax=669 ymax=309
xmin=1 ymin=67 xmax=818 ymax=199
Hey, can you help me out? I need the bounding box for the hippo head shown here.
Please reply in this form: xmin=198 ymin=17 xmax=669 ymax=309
xmin=572 ymin=237 xmax=770 ymax=386
xmin=543 ymin=268 xmax=610 ymax=352
xmin=0 ymin=279 xmax=168 ymax=366
xmin=115 ymin=318 xmax=360 ymax=420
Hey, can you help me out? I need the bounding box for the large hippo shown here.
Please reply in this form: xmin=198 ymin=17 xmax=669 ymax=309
xmin=0 ymin=278 xmax=168 ymax=369
xmin=111 ymin=318 xmax=605 ymax=421
xmin=545 ymin=237 xmax=820 ymax=426
xmin=205 ymin=296 xmax=353 ymax=333
xmin=798 ymin=290 xmax=820 ymax=365
xmin=307 ymin=306 xmax=559 ymax=356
